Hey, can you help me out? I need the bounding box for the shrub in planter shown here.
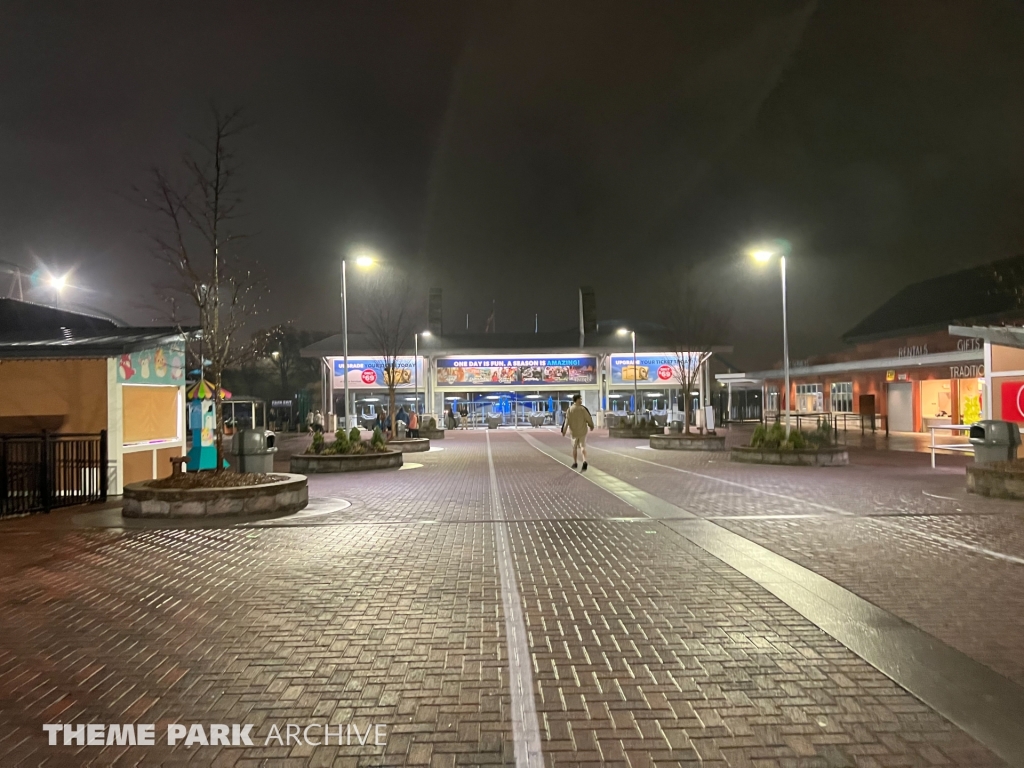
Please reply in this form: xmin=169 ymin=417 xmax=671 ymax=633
xmin=372 ymin=426 xmax=387 ymax=452
xmin=332 ymin=429 xmax=351 ymax=455
xmin=349 ymin=427 xmax=361 ymax=444
xmin=310 ymin=430 xmax=325 ymax=454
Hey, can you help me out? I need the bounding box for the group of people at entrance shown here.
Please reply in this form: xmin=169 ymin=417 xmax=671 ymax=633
xmin=306 ymin=407 xmax=420 ymax=437
xmin=445 ymin=404 xmax=471 ymax=430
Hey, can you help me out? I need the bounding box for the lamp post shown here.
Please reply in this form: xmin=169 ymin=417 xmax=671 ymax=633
xmin=340 ymin=249 xmax=378 ymax=429
xmin=415 ymin=330 xmax=431 ymax=415
xmin=617 ymin=328 xmax=638 ymax=422
xmin=751 ymin=240 xmax=792 ymax=437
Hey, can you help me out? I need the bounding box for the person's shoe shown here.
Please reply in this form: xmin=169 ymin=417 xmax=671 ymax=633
xmin=571 ymin=462 xmax=578 ymax=469
xmin=582 ymin=461 xmax=588 ymax=471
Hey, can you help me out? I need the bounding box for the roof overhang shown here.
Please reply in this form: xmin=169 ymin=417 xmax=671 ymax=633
xmin=734 ymin=348 xmax=983 ymax=381
xmin=949 ymin=324 xmax=1024 ymax=349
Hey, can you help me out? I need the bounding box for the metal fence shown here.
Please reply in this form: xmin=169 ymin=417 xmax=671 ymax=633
xmin=1 ymin=431 xmax=108 ymax=518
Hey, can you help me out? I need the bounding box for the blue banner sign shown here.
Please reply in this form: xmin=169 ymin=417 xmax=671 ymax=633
xmin=436 ymin=356 xmax=598 ymax=387
xmin=332 ymin=356 xmax=423 ymax=389
xmin=608 ymin=353 xmax=695 ymax=386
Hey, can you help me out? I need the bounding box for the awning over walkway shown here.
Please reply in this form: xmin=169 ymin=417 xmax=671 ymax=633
xmin=950 ymin=324 xmax=1024 ymax=349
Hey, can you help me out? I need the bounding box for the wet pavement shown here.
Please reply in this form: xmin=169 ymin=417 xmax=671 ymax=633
xmin=1 ymin=428 xmax=1022 ymax=766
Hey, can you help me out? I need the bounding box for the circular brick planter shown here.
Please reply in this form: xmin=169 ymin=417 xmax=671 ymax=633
xmin=387 ymin=438 xmax=431 ymax=453
xmin=123 ymin=473 xmax=308 ymax=519
xmin=420 ymin=428 xmax=445 ymax=440
xmin=609 ymin=427 xmax=664 ymax=439
xmin=651 ymin=434 xmax=726 ymax=451
xmin=289 ymin=450 xmax=403 ymax=474
xmin=730 ymin=446 xmax=848 ymax=466
xmin=967 ymin=464 xmax=1024 ymax=499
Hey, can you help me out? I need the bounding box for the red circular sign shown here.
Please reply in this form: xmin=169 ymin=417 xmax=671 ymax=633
xmin=360 ymin=369 xmax=377 ymax=385
xmin=657 ymin=365 xmax=673 ymax=380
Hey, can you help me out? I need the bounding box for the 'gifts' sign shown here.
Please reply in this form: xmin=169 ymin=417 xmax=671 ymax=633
xmin=1000 ymin=381 xmax=1024 ymax=421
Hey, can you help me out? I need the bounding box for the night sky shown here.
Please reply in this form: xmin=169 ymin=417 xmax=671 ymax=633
xmin=3 ymin=1 xmax=1024 ymax=368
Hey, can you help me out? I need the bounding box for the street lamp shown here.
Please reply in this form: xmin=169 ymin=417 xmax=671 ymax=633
xmin=749 ymin=239 xmax=792 ymax=437
xmin=617 ymin=328 xmax=638 ymax=422
xmin=341 ymin=247 xmax=380 ymax=429
xmin=47 ymin=273 xmax=68 ymax=294
xmin=415 ymin=330 xmax=431 ymax=414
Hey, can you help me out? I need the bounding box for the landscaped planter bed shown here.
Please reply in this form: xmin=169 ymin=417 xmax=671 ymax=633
xmin=124 ymin=473 xmax=308 ymax=518
xmin=651 ymin=434 xmax=726 ymax=451
xmin=386 ymin=438 xmax=430 ymax=453
xmin=967 ymin=463 xmax=1024 ymax=499
xmin=290 ymin=450 xmax=402 ymax=473
xmin=420 ymin=428 xmax=445 ymax=440
xmin=609 ymin=427 xmax=664 ymax=439
xmin=730 ymin=446 xmax=848 ymax=466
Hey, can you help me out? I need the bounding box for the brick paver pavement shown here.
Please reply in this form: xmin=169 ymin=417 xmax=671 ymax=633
xmin=0 ymin=429 xmax=1014 ymax=766
xmin=528 ymin=430 xmax=1024 ymax=689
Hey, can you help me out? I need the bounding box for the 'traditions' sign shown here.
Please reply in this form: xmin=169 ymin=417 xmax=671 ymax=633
xmin=435 ymin=356 xmax=597 ymax=387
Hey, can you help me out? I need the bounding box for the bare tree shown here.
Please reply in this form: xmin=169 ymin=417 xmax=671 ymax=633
xmin=663 ymin=271 xmax=729 ymax=434
xmin=251 ymin=323 xmax=328 ymax=397
xmin=136 ymin=107 xmax=263 ymax=471
xmin=361 ymin=269 xmax=413 ymax=439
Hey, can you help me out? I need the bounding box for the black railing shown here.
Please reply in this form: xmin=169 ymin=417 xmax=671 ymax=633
xmin=1 ymin=431 xmax=107 ymax=518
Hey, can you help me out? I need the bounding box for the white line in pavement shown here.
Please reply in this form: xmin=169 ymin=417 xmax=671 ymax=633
xmin=485 ymin=431 xmax=544 ymax=768
xmin=565 ymin=438 xmax=1024 ymax=566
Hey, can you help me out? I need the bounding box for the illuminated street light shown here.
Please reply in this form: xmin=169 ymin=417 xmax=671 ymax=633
xmin=340 ymin=247 xmax=383 ymax=428
xmin=749 ymin=239 xmax=792 ymax=437
xmin=618 ymin=328 xmax=638 ymax=420
xmin=47 ymin=272 xmax=69 ymax=294
xmin=415 ymin=330 xmax=431 ymax=414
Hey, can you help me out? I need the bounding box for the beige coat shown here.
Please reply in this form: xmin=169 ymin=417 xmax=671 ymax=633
xmin=563 ymin=403 xmax=594 ymax=438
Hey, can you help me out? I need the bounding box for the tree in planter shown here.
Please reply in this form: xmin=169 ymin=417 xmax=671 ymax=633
xmin=663 ymin=270 xmax=729 ymax=435
xmin=361 ymin=269 xmax=413 ymax=440
xmin=137 ymin=107 xmax=264 ymax=472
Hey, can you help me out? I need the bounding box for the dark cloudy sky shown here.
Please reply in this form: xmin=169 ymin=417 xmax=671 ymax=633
xmin=3 ymin=1 xmax=1024 ymax=367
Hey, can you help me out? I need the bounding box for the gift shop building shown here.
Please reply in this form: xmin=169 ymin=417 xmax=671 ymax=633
xmin=719 ymin=256 xmax=1024 ymax=433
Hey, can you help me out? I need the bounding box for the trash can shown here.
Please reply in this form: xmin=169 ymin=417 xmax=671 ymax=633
xmin=229 ymin=429 xmax=278 ymax=473
xmin=487 ymin=415 xmax=502 ymax=429
xmin=969 ymin=420 xmax=1021 ymax=464
xmin=395 ymin=421 xmax=407 ymax=439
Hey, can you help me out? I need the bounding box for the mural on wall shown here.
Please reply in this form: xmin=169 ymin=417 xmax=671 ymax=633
xmin=118 ymin=344 xmax=185 ymax=385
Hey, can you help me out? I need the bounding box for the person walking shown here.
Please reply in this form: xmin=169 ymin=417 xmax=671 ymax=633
xmin=305 ymin=409 xmax=314 ymax=435
xmin=313 ymin=409 xmax=324 ymax=434
xmin=459 ymin=403 xmax=469 ymax=429
xmin=561 ymin=393 xmax=594 ymax=471
xmin=408 ymin=409 xmax=419 ymax=438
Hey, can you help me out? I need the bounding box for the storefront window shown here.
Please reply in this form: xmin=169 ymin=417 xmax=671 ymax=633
xmin=795 ymin=383 xmax=823 ymax=413
xmin=919 ymin=380 xmax=953 ymax=427
xmin=959 ymin=379 xmax=983 ymax=424
xmin=830 ymin=382 xmax=853 ymax=413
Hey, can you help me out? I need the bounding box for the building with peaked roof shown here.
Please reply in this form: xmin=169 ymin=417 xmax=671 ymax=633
xmin=717 ymin=256 xmax=1024 ymax=433
xmin=0 ymin=299 xmax=189 ymax=494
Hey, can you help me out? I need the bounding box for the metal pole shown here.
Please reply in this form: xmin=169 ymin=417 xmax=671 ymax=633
xmin=632 ymin=331 xmax=638 ymax=424
xmin=342 ymin=259 xmax=350 ymax=430
xmin=781 ymin=255 xmax=791 ymax=438
xmin=414 ymin=333 xmax=419 ymax=415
